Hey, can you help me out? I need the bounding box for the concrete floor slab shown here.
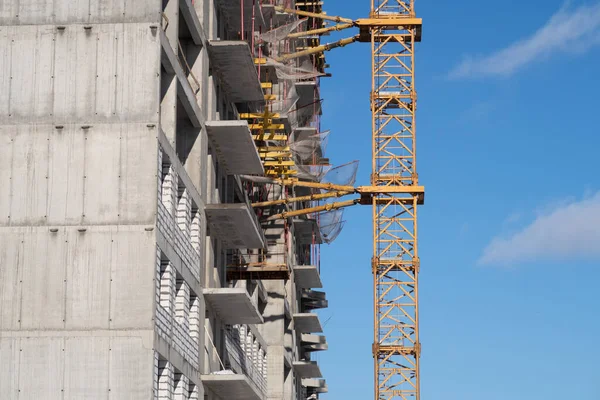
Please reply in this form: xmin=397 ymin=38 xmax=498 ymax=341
xmin=293 ymin=313 xmax=322 ymax=333
xmin=292 ymin=361 xmax=322 ymax=378
xmin=293 ymin=265 xmax=323 ymax=289
xmin=301 ymin=334 xmax=328 ymax=353
xmin=206 ymin=121 xmax=264 ymax=175
xmin=302 ymin=378 xmax=328 ymax=394
xmin=201 ymin=373 xmax=264 ymax=400
xmin=208 ymin=41 xmax=264 ymax=103
xmin=205 ymin=203 xmax=266 ymax=249
xmin=301 ymin=290 xmax=328 ymax=311
xmin=203 ymin=288 xmax=263 ymax=325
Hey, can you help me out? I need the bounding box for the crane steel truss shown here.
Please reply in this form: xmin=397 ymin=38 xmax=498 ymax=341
xmin=371 ymin=1 xmax=421 ymax=399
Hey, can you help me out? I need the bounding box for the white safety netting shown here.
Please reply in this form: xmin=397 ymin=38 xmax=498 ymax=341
xmin=322 ymin=161 xmax=359 ymax=187
xmin=268 ymin=57 xmax=326 ymax=81
xmin=313 ymin=209 xmax=346 ymax=244
xmin=289 ymin=100 xmax=320 ymax=130
xmin=258 ymin=18 xmax=307 ymax=44
xmin=289 ymin=130 xmax=330 ymax=163
xmin=295 ymin=164 xmax=332 ymax=182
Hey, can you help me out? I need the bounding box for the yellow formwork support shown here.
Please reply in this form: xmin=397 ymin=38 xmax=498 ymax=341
xmin=252 ymin=135 xmax=288 ymax=141
xmin=259 ymin=152 xmax=293 ymax=158
xmin=263 ymin=161 xmax=295 ymax=167
xmin=249 ymin=124 xmax=286 ymax=131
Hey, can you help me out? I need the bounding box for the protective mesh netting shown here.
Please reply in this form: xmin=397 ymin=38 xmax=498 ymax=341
xmin=295 ymin=164 xmax=331 ymax=181
xmin=258 ymin=18 xmax=307 ymax=44
xmin=258 ymin=19 xmax=325 ymax=81
xmin=322 ymin=160 xmax=359 ymax=187
xmin=257 ymin=83 xmax=299 ymax=115
xmin=290 ymin=99 xmax=320 ymax=130
xmin=314 ymin=209 xmax=346 ymax=244
xmin=289 ymin=130 xmax=330 ymax=162
xmin=269 ymin=57 xmax=325 ymax=81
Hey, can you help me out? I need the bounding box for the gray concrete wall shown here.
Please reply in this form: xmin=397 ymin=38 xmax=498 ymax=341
xmin=0 ymin=1 xmax=162 ymax=398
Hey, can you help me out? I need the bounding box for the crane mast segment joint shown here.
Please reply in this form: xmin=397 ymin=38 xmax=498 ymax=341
xmin=355 ymin=18 xmax=422 ymax=42
xmin=372 ymin=343 xmax=421 ymax=358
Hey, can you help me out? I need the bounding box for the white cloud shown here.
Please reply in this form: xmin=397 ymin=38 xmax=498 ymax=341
xmin=479 ymin=192 xmax=600 ymax=265
xmin=449 ymin=2 xmax=600 ymax=79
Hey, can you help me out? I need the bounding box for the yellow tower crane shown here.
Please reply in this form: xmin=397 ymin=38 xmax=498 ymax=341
xmin=255 ymin=2 xmax=424 ymax=398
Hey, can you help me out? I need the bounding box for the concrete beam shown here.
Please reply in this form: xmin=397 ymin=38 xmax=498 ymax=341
xmin=179 ymin=0 xmax=207 ymax=46
xmin=158 ymin=129 xmax=205 ymax=212
xmin=160 ymin=31 xmax=205 ymax=128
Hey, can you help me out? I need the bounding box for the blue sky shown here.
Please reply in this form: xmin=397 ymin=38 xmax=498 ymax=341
xmin=314 ymin=1 xmax=600 ymax=398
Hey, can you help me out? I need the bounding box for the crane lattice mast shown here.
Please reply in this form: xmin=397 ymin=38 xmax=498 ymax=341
xmin=370 ymin=1 xmax=422 ymax=399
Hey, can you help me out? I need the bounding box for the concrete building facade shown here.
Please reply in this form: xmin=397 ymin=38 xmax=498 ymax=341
xmin=0 ymin=0 xmax=330 ymax=399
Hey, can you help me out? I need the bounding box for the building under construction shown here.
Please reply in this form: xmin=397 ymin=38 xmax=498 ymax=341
xmin=0 ymin=0 xmax=423 ymax=399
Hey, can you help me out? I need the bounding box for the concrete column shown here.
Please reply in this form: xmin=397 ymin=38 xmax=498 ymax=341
xmin=257 ymin=346 xmax=264 ymax=382
xmin=177 ymin=189 xmax=192 ymax=237
xmin=189 ymin=296 xmax=201 ymax=344
xmin=189 ymin=384 xmax=199 ymax=400
xmin=160 ymin=262 xmax=176 ymax=313
xmin=190 ymin=210 xmax=202 ymax=257
xmin=158 ymin=360 xmax=174 ymax=400
xmin=156 ymin=247 xmax=163 ymax=306
xmin=162 ymin=165 xmax=178 ymax=217
xmin=174 ymin=373 xmax=189 ymax=400
xmin=239 ymin=325 xmax=247 ymax=353
xmin=175 ymin=280 xmax=190 ymax=329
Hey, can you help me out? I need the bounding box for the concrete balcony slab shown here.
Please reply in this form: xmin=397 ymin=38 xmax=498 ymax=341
xmin=293 ymin=265 xmax=323 ymax=289
xmin=203 ymin=288 xmax=263 ymax=324
xmin=301 ymin=334 xmax=328 ymax=353
xmin=205 ymin=203 xmax=266 ymax=249
xmin=206 ymin=121 xmax=264 ymax=175
xmin=293 ymin=313 xmax=322 ymax=333
xmin=301 ymin=290 xmax=328 ymax=311
xmin=208 ymin=41 xmax=264 ymax=103
xmin=201 ymin=373 xmax=264 ymax=400
xmin=293 ymin=361 xmax=322 ymax=378
xmin=302 ymin=378 xmax=328 ymax=394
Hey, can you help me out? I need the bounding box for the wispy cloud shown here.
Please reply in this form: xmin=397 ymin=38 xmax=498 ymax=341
xmin=479 ymin=192 xmax=600 ymax=266
xmin=458 ymin=100 xmax=495 ymax=125
xmin=449 ymin=2 xmax=600 ymax=79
